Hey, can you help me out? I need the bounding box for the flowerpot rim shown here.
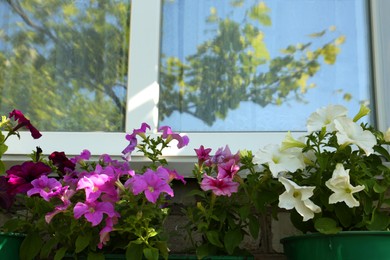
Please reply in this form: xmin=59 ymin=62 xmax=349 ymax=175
xmin=280 ymin=230 xmax=390 ymax=244
xmin=0 ymin=231 xmax=26 ymax=238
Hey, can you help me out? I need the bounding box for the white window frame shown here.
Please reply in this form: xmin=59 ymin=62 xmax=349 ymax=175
xmin=4 ymin=0 xmax=389 ymax=172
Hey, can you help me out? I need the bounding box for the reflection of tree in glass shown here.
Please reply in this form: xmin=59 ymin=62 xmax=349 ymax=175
xmin=159 ymin=1 xmax=346 ymax=126
xmin=0 ymin=0 xmax=129 ymax=131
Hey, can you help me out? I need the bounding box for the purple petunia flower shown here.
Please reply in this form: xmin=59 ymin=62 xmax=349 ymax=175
xmin=122 ymin=123 xmax=151 ymax=161
xmin=27 ymin=175 xmax=63 ymax=201
xmin=158 ymin=125 xmax=189 ymax=149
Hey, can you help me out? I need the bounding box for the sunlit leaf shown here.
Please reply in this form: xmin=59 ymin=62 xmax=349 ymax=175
xmin=308 ymin=29 xmax=326 ymax=38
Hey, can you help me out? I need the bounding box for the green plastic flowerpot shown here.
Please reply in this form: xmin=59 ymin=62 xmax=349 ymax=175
xmin=0 ymin=232 xmax=25 ymax=260
xmin=281 ymin=231 xmax=390 ymax=260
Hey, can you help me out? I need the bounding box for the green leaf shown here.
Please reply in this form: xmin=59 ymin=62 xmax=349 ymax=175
xmin=334 ymin=205 xmax=352 ymax=228
xmin=248 ymin=215 xmax=260 ymax=239
xmin=39 ymin=238 xmax=58 ymax=259
xmin=20 ymin=232 xmax=43 ymax=260
xmin=374 ymin=182 xmax=387 ymax=194
xmin=154 ymin=241 xmax=169 ymax=260
xmin=0 ymin=161 xmax=4 ymax=175
xmin=126 ymin=242 xmax=143 ymax=260
xmin=367 ymin=211 xmax=390 ymax=230
xmin=224 ymin=229 xmax=243 ymax=255
xmin=314 ymin=217 xmax=342 ymax=234
xmin=54 ymin=247 xmax=67 ymax=260
xmin=75 ymin=233 xmax=92 ymax=253
xmin=143 ymin=247 xmax=159 ymax=260
xmin=206 ymin=230 xmax=224 ymax=248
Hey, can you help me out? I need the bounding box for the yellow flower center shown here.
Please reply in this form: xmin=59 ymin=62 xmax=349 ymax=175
xmin=293 ymin=190 xmax=301 ymax=199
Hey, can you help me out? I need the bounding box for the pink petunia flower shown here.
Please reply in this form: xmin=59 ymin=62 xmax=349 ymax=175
xmin=77 ymin=170 xmax=118 ymax=202
xmin=125 ymin=169 xmax=174 ymax=203
xmin=98 ymin=215 xmax=119 ymax=249
xmin=74 ymin=201 xmax=116 ymax=226
xmin=200 ymin=174 xmax=239 ymax=197
xmin=194 ymin=145 xmax=212 ymax=165
xmin=217 ymin=159 xmax=240 ymax=179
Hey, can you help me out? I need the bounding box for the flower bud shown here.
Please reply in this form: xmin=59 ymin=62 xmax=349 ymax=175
xmin=353 ymin=104 xmax=370 ymax=122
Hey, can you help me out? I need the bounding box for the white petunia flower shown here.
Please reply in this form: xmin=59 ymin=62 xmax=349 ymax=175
xmin=254 ymin=144 xmax=305 ymax=178
xmin=334 ymin=117 xmax=377 ymax=156
xmin=384 ymin=128 xmax=390 ymax=142
xmin=278 ymin=177 xmax=321 ymax=221
xmin=325 ymin=163 xmax=365 ymax=208
xmin=306 ymin=104 xmax=348 ymax=133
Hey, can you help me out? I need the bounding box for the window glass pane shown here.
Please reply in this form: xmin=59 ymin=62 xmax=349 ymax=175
xmin=159 ymin=0 xmax=372 ymax=132
xmin=0 ymin=0 xmax=130 ymax=132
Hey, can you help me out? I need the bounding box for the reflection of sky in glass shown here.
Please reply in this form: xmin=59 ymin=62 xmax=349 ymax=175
xmin=159 ymin=0 xmax=371 ymax=132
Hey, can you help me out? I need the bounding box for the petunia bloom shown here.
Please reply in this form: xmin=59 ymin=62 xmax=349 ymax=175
xmin=74 ymin=201 xmax=116 ymax=226
xmin=194 ymin=145 xmax=212 ymax=165
xmin=77 ymin=170 xmax=118 ymax=202
xmin=6 ymin=161 xmax=52 ymax=195
xmin=254 ymin=144 xmax=305 ymax=178
xmin=122 ymin=123 xmax=150 ymax=161
xmin=278 ymin=177 xmax=321 ymax=221
xmin=125 ymin=169 xmax=174 ymax=203
xmin=306 ymin=104 xmax=348 ymax=133
xmin=217 ymin=159 xmax=240 ymax=179
xmin=9 ymin=109 xmax=42 ymax=139
xmin=158 ymin=125 xmax=189 ymax=148
xmin=325 ymin=163 xmax=365 ymax=208
xmin=334 ymin=117 xmax=377 ymax=156
xmin=27 ymin=175 xmax=63 ymax=201
xmin=200 ymin=174 xmax=239 ymax=197
xmin=49 ymin=151 xmax=76 ymax=175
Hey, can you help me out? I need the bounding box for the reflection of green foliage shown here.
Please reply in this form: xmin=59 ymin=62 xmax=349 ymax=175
xmin=0 ymin=0 xmax=130 ymax=131
xmin=159 ymin=1 xmax=345 ymax=126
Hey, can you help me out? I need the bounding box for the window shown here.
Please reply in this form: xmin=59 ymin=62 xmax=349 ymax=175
xmin=2 ymin=0 xmax=389 ymax=166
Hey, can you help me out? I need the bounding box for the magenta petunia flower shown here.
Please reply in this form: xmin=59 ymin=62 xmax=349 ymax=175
xmin=158 ymin=125 xmax=189 ymax=148
xmin=74 ymin=201 xmax=116 ymax=226
xmin=9 ymin=109 xmax=42 ymax=139
xmin=200 ymin=174 xmax=239 ymax=197
xmin=70 ymin=149 xmax=91 ymax=164
xmin=6 ymin=161 xmax=52 ymax=195
xmin=0 ymin=176 xmax=15 ymax=209
xmin=98 ymin=215 xmax=119 ymax=249
xmin=122 ymin=123 xmax=150 ymax=161
xmin=45 ymin=186 xmax=75 ymax=223
xmin=217 ymin=159 xmax=240 ymax=179
xmin=126 ymin=169 xmax=174 ymax=203
xmin=27 ymin=175 xmax=63 ymax=201
xmin=195 ymin=145 xmax=212 ymax=165
xmin=77 ymin=171 xmax=117 ymax=202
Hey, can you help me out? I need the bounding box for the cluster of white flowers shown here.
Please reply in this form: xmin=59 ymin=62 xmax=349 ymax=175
xmin=253 ymin=104 xmax=380 ymax=221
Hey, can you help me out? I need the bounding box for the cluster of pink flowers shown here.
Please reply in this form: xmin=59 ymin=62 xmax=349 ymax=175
xmin=195 ymin=145 xmax=241 ymax=197
xmin=0 ymin=119 xmax=189 ymax=250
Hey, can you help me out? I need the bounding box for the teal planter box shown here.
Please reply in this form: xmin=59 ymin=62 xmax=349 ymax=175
xmin=0 ymin=232 xmax=25 ymax=260
xmin=281 ymin=231 xmax=390 ymax=260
